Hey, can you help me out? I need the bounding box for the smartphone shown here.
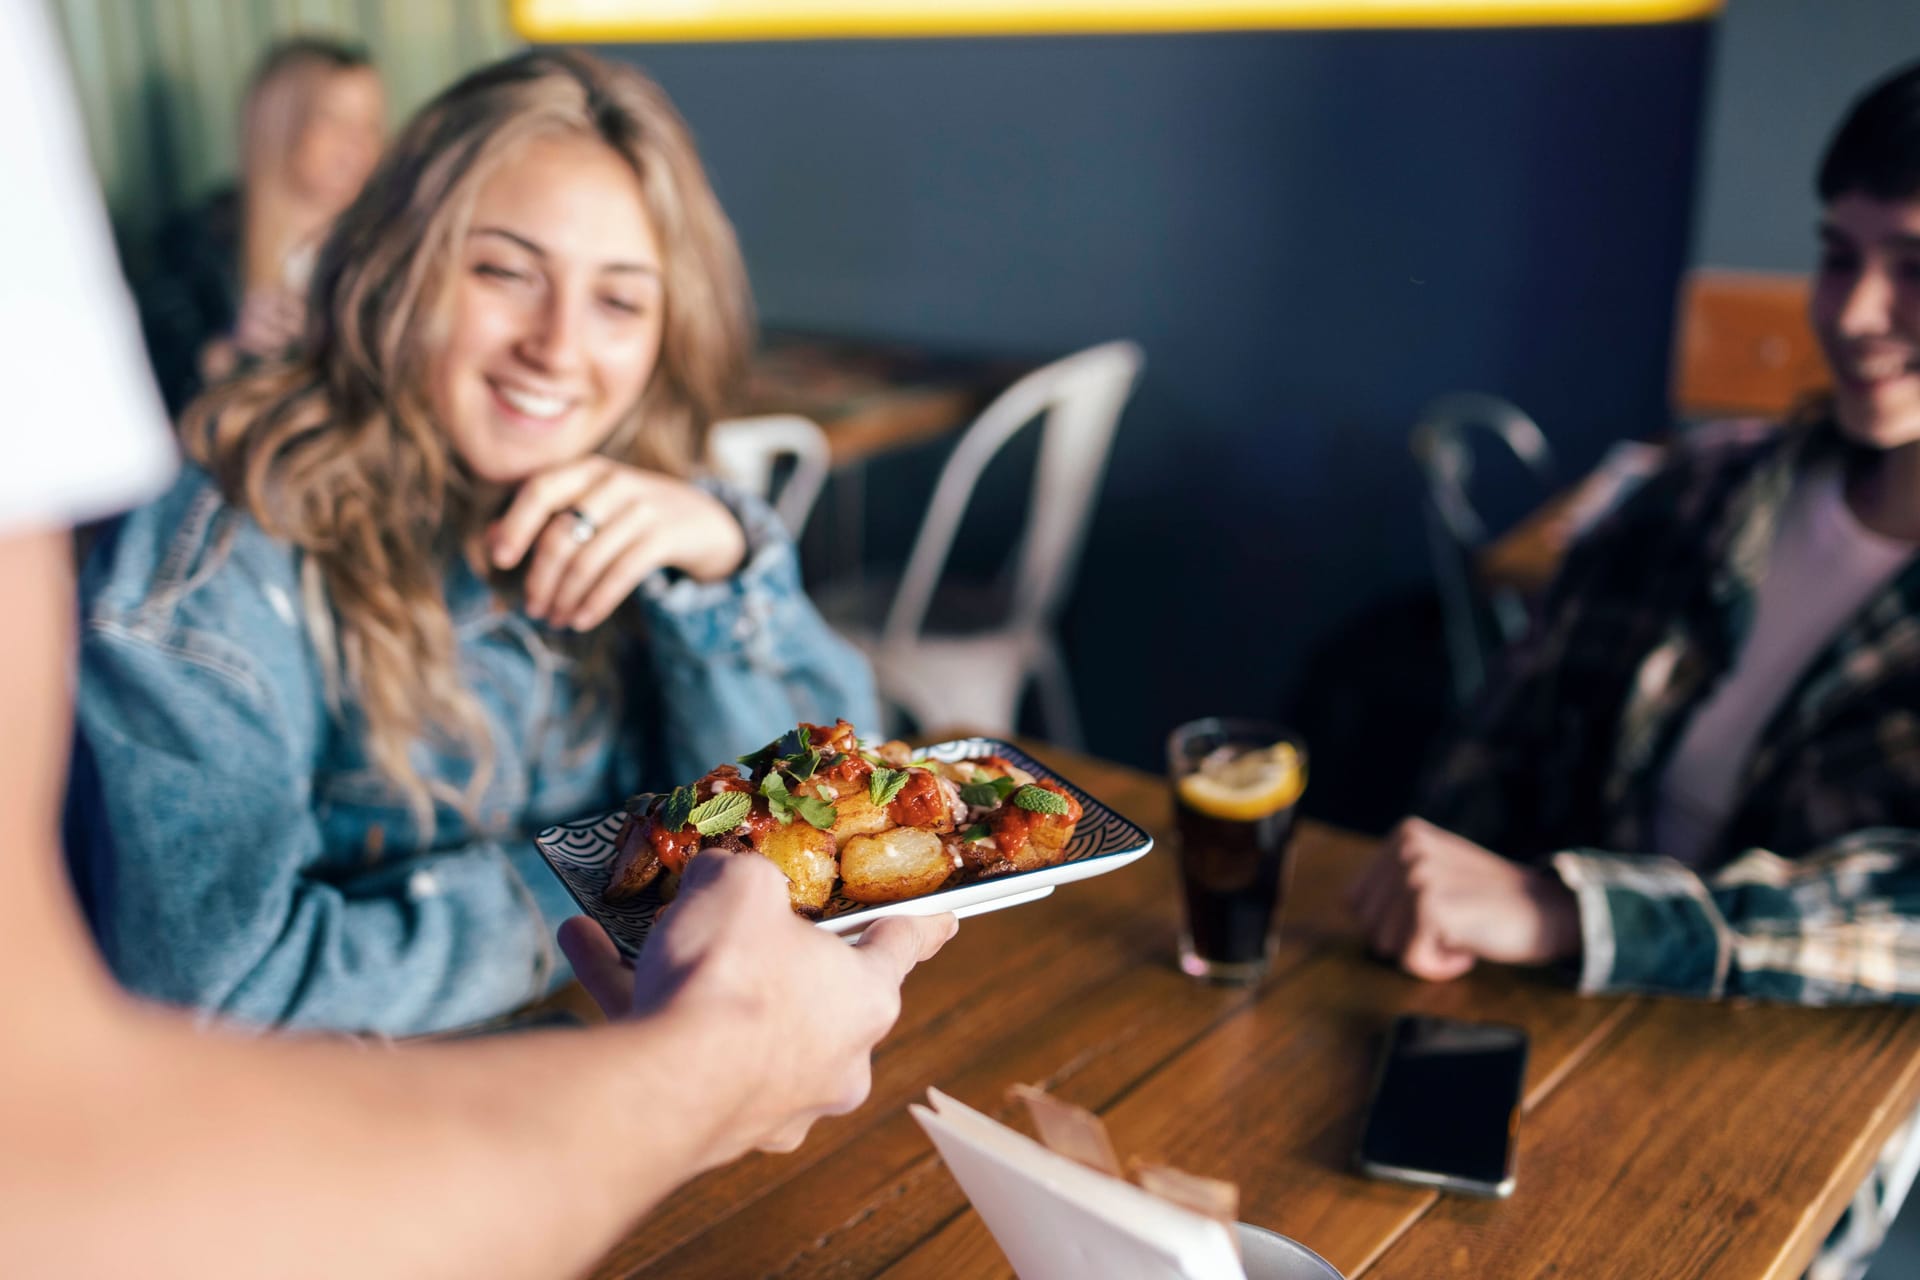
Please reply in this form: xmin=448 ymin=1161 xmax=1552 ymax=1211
xmin=1355 ymin=1014 xmax=1528 ymax=1198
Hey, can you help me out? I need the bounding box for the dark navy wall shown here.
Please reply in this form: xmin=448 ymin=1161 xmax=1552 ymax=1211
xmin=1694 ymin=0 xmax=1920 ymax=272
xmin=605 ymin=26 xmax=1712 ymax=768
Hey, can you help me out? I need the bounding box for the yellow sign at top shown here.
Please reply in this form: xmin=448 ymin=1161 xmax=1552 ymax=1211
xmin=513 ymin=0 xmax=1722 ymax=42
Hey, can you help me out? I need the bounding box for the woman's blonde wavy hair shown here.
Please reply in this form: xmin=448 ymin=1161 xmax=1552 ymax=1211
xmin=183 ymin=50 xmax=753 ymax=836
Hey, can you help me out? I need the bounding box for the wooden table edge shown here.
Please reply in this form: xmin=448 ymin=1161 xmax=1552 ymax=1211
xmin=1764 ymin=1035 xmax=1920 ymax=1280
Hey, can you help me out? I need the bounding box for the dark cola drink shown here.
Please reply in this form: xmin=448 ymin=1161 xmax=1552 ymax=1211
xmin=1175 ymin=798 xmax=1297 ymax=971
xmin=1167 ymin=720 xmax=1306 ymax=984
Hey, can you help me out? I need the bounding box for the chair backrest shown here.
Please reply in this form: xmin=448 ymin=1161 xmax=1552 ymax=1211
xmin=1409 ymin=392 xmax=1554 ymax=705
xmin=882 ymin=340 xmax=1143 ymax=649
xmin=1671 ymin=268 xmax=1826 ymax=421
xmin=1409 ymin=392 xmax=1553 ymax=548
xmin=706 ymin=414 xmax=832 ymax=537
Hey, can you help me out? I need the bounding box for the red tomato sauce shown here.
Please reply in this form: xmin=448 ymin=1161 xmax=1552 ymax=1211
xmin=650 ymin=821 xmax=701 ymax=874
xmin=986 ymin=779 xmax=1080 ymax=859
xmin=821 ymin=752 xmax=873 ymax=791
xmin=886 ymin=768 xmax=947 ymax=828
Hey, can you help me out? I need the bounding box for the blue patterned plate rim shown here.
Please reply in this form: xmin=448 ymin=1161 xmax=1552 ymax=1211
xmin=533 ymin=737 xmax=1154 ymax=954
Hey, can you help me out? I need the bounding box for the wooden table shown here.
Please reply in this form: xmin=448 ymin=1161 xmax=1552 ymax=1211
xmin=744 ymin=331 xmax=1029 ymax=574
xmin=747 ymin=331 xmax=1026 ymax=469
xmin=1476 ymin=439 xmax=1667 ymax=598
xmin=1474 ymin=488 xmax=1582 ymax=598
xmin=578 ymin=743 xmax=1920 ymax=1279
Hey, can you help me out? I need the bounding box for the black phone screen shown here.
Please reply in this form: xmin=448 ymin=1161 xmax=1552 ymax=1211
xmin=1357 ymin=1014 xmax=1528 ymax=1194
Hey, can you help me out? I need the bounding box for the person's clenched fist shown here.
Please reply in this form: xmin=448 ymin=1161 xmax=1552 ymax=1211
xmin=1346 ymin=817 xmax=1579 ymax=981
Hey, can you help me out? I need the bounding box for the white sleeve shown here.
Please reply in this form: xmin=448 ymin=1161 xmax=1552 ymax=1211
xmin=0 ymin=2 xmax=176 ymax=535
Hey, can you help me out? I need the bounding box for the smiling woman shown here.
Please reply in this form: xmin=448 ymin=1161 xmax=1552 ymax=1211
xmin=436 ymin=135 xmax=670 ymax=487
xmin=70 ymin=51 xmax=877 ymax=1037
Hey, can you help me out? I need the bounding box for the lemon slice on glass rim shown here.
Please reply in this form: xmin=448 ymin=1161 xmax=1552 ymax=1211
xmin=1177 ymin=742 xmax=1307 ymax=822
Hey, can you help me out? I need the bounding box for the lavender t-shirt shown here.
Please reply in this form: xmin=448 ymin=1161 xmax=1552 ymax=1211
xmin=1653 ymin=461 xmax=1915 ymax=866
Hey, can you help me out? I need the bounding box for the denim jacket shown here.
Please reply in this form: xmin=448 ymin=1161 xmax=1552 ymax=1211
xmin=75 ymin=464 xmax=877 ymax=1035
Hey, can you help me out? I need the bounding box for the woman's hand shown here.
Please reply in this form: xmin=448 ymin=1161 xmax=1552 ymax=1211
xmin=488 ymin=456 xmax=749 ymax=631
xmin=1346 ymin=817 xmax=1581 ymax=982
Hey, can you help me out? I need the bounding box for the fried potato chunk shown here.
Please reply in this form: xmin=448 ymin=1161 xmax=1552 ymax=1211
xmin=797 ymin=775 xmax=893 ymax=840
xmin=1012 ymin=812 xmax=1074 ymax=872
xmin=604 ymin=814 xmax=663 ymax=903
xmin=755 ymin=820 xmax=838 ymax=914
xmin=840 ymin=826 xmax=961 ymax=904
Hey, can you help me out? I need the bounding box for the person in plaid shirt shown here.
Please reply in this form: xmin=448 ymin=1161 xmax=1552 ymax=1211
xmin=1349 ymin=59 xmax=1920 ymax=1279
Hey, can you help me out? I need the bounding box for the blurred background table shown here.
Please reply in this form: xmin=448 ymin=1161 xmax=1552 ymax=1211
xmin=1474 ymin=485 xmax=1589 ymax=599
xmin=1474 ymin=268 xmax=1825 ymax=603
xmin=747 ymin=330 xmax=1030 ymax=470
xmin=743 ymin=330 xmax=1033 ymax=584
xmin=567 ymin=740 xmax=1920 ymax=1278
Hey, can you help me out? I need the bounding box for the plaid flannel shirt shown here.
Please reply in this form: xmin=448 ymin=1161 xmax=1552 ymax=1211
xmin=1421 ymin=419 xmax=1920 ymax=1005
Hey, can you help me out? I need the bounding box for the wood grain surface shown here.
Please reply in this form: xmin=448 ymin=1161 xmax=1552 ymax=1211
xmin=745 ymin=334 xmax=1021 ymax=468
xmin=573 ymin=740 xmax=1920 ymax=1279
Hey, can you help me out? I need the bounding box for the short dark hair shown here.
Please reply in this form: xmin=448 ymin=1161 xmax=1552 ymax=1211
xmin=1818 ymin=58 xmax=1920 ymax=203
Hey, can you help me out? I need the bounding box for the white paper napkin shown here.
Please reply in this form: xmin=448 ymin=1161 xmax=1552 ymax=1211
xmin=910 ymin=1088 xmax=1248 ymax=1280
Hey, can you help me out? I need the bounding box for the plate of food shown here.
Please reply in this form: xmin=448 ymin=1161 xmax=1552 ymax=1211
xmin=533 ymin=721 xmax=1154 ymax=953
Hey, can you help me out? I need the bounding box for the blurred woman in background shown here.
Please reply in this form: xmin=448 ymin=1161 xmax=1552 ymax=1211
xmin=140 ymin=37 xmax=385 ymax=413
xmin=77 ymin=50 xmax=874 ymax=1035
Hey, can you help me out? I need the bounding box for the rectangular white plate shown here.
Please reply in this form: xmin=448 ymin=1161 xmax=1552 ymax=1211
xmin=533 ymin=737 xmax=1154 ymax=954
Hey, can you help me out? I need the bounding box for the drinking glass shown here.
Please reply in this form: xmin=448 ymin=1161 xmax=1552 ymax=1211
xmin=1167 ymin=718 xmax=1308 ymax=984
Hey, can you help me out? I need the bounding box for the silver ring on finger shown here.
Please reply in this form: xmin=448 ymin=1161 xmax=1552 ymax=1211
xmin=565 ymin=505 xmax=598 ymax=545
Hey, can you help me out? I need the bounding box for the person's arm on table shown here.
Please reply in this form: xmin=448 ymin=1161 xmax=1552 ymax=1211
xmin=1347 ymin=817 xmax=1581 ymax=982
xmin=3 ymin=530 xmax=953 ymax=1280
xmin=1550 ymin=834 xmax=1920 ymax=1004
xmin=1350 ymin=815 xmax=1920 ymax=1005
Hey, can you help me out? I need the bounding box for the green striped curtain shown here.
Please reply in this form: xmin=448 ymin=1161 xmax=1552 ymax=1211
xmin=51 ymin=0 xmax=520 ymax=266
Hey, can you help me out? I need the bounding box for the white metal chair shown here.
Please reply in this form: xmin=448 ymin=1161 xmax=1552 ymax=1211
xmin=823 ymin=340 xmax=1144 ymax=748
xmin=1409 ymin=391 xmax=1555 ymax=706
xmin=707 ymin=414 xmax=832 ymax=537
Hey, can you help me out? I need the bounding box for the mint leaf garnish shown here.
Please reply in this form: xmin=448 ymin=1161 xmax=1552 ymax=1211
xmin=761 ymin=770 xmax=837 ymax=830
xmin=869 ymin=767 xmax=911 ymax=808
xmin=961 ymin=822 xmax=992 ymax=842
xmin=759 ymin=772 xmax=797 ymax=825
xmin=787 ymin=745 xmax=824 ymax=782
xmin=737 ymin=726 xmax=810 ymax=775
xmin=959 ymin=775 xmax=1019 ymax=808
xmin=958 ymin=781 xmax=999 ymax=808
xmin=736 ymin=741 xmax=780 ymax=775
xmin=688 ymin=791 xmax=752 ymax=836
xmin=1013 ymin=784 xmax=1070 ymax=816
xmin=790 ymin=793 xmax=838 ymax=830
xmin=661 ymin=785 xmax=697 ymax=832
